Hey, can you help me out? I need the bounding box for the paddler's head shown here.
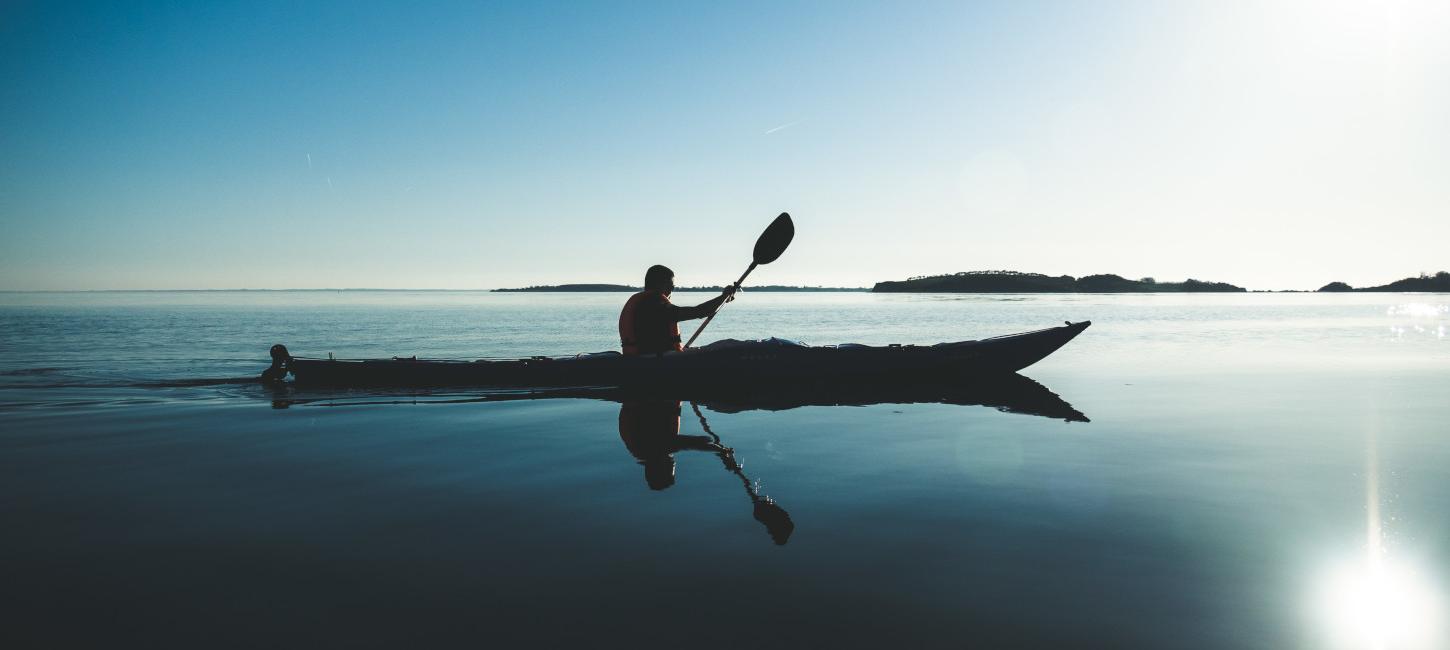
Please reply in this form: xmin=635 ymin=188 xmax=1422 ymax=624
xmin=645 ymin=265 xmax=675 ymax=297
xmin=644 ymin=456 xmax=676 ymax=490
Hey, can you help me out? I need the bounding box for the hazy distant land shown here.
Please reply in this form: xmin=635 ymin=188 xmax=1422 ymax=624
xmin=1317 ymin=272 xmax=1450 ymax=293
xmin=872 ymin=271 xmax=1247 ymax=293
xmin=493 ymin=271 xmax=1450 ymax=294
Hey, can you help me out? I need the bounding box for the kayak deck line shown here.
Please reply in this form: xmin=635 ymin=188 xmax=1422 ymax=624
xmin=979 ymin=320 xmax=1092 ymax=341
xmin=261 ymin=321 xmax=1091 ymax=388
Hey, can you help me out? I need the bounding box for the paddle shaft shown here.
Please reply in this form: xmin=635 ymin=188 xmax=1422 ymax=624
xmin=690 ymin=400 xmax=795 ymax=545
xmin=690 ymin=402 xmax=762 ymax=501
xmin=682 ymin=261 xmax=756 ymax=349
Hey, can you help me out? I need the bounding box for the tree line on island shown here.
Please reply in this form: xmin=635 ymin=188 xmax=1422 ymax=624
xmin=872 ymin=271 xmax=1244 ymax=293
xmin=494 ymin=271 xmax=1450 ymax=293
xmin=1316 ymin=271 xmax=1450 ymax=292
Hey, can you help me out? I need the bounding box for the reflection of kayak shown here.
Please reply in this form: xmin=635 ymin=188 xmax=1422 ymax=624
xmin=690 ymin=373 xmax=1088 ymax=422
xmin=275 ymin=321 xmax=1090 ymax=389
xmin=266 ymin=373 xmax=1088 ymax=423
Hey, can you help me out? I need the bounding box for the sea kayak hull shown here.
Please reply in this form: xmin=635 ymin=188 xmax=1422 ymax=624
xmin=280 ymin=321 xmax=1090 ymax=388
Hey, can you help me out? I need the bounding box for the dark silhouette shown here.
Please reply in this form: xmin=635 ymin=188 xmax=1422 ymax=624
xmin=874 ymin=271 xmax=1246 ymax=293
xmin=264 ymin=373 xmax=1089 ymax=423
xmin=614 ymin=399 xmax=794 ymax=544
xmin=693 ymin=373 xmax=1089 ymax=422
xmin=688 ymin=402 xmax=795 ymax=545
xmin=264 ymin=321 xmax=1090 ymax=386
xmin=259 ymin=344 xmax=292 ymax=383
xmin=1317 ymin=272 xmax=1450 ymax=292
xmin=617 ymin=399 xmax=726 ymax=491
xmin=681 ymin=213 xmax=795 ymax=350
xmin=618 ymin=265 xmax=736 ymax=355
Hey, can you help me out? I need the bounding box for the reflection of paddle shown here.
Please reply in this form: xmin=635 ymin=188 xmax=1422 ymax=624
xmin=689 ymin=401 xmax=795 ymax=545
xmin=683 ymin=213 xmax=795 ymax=350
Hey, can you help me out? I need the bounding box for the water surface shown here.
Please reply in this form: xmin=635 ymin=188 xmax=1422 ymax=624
xmin=2 ymin=292 xmax=1447 ymax=648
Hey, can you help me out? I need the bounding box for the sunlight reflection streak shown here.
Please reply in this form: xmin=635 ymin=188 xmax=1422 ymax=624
xmin=1313 ymin=423 xmax=1444 ymax=649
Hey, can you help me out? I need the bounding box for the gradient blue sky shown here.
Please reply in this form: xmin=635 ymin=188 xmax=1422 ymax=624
xmin=3 ymin=1 xmax=1447 ymax=290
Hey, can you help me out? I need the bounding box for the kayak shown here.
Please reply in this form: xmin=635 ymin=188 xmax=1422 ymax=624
xmin=266 ymin=321 xmax=1090 ymax=388
xmin=269 ymin=321 xmax=1090 ymax=388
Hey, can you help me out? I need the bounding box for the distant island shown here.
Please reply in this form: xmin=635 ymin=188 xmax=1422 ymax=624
xmin=491 ymin=271 xmax=1450 ymax=294
xmin=872 ymin=271 xmax=1246 ymax=293
xmin=494 ymin=284 xmax=867 ymax=292
xmin=1318 ymin=272 xmax=1450 ymax=292
xmin=494 ymin=284 xmax=639 ymax=292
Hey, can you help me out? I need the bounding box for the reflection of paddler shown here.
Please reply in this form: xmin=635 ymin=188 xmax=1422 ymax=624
xmin=618 ymin=399 xmax=727 ymax=490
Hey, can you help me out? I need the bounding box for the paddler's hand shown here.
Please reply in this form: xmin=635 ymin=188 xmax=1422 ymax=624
xmin=722 ymin=283 xmax=739 ymax=303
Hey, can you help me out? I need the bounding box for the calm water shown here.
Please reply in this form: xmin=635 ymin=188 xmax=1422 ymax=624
xmin=2 ymin=291 xmax=1448 ymax=649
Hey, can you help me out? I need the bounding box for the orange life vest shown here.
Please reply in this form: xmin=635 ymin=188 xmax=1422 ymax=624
xmin=619 ymin=291 xmax=682 ymax=356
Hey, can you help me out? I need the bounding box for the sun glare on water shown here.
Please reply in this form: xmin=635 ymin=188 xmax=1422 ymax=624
xmin=1317 ymin=557 xmax=1444 ymax=650
xmin=1311 ymin=429 xmax=1445 ymax=649
xmin=1385 ymin=304 xmax=1449 ymax=318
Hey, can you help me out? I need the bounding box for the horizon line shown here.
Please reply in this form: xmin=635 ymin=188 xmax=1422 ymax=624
xmin=0 ymin=287 xmax=874 ymax=293
xmin=0 ymin=287 xmax=1424 ymax=294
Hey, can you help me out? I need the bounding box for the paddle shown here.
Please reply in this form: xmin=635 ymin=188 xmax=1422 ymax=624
xmin=682 ymin=212 xmax=795 ymax=349
xmin=690 ymin=401 xmax=795 ymax=545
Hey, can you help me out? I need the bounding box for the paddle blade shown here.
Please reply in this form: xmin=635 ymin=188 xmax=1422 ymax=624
xmin=752 ymin=212 xmax=794 ymax=265
xmin=753 ymin=498 xmax=795 ymax=545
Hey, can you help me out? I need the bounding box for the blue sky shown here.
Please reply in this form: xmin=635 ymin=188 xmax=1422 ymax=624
xmin=3 ymin=1 xmax=1447 ymax=290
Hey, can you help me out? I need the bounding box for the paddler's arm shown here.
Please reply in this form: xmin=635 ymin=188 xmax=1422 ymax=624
xmin=669 ymin=435 xmax=729 ymax=454
xmin=665 ymin=285 xmax=738 ymax=322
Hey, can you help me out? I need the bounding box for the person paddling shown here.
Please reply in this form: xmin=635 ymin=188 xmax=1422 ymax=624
xmin=619 ymin=265 xmax=737 ymax=355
